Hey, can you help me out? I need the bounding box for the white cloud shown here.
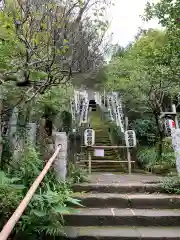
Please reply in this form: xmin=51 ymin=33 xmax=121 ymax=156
xmin=108 ymin=0 xmax=161 ymax=46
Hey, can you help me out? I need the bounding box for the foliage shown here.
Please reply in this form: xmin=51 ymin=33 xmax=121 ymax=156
xmin=31 ymin=85 xmax=73 ymax=121
xmin=160 ymin=176 xmax=180 ymax=194
xmin=131 ymin=118 xmax=157 ymax=145
xmin=0 ymin=0 xmax=113 ymax=95
xmin=137 ymin=147 xmax=157 ymax=169
xmin=68 ymin=163 xmax=89 ymax=184
xmin=144 ymin=0 xmax=180 ymax=66
xmin=0 ymin=0 xmax=115 ymax=238
xmin=106 ymin=24 xmax=180 ymax=158
xmin=106 ymin=29 xmax=179 ymax=113
xmin=0 ymin=171 xmax=24 ymax=229
xmin=0 ymin=144 xmax=83 ymax=239
xmin=137 ymin=141 xmax=175 ymax=172
xmin=10 ymin=142 xmax=43 ymax=188
xmin=59 ymin=111 xmax=72 ymax=134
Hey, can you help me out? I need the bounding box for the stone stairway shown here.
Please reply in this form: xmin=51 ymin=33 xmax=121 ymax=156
xmin=79 ymin=109 xmax=124 ymax=172
xmin=62 ymin=174 xmax=180 ymax=239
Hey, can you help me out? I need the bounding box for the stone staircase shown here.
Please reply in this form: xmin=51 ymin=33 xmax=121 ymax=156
xmin=62 ymin=174 xmax=180 ymax=239
xmin=79 ymin=109 xmax=124 ymax=172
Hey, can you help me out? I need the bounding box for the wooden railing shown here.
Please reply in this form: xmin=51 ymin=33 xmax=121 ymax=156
xmin=83 ymin=145 xmax=134 ymax=174
xmin=0 ymin=144 xmax=62 ymax=240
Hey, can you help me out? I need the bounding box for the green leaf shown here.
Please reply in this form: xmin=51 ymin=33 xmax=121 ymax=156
xmin=31 ymin=210 xmax=47 ymax=217
xmin=11 ymin=184 xmax=26 ymax=190
xmin=66 ymin=196 xmax=84 ymax=207
xmin=53 ymin=206 xmax=71 ymax=214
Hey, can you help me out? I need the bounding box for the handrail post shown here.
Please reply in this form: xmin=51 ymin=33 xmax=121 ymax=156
xmin=88 ymin=151 xmax=91 ymax=174
xmin=127 ymin=148 xmax=132 ymax=174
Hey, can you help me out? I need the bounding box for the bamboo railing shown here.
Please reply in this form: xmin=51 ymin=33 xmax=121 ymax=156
xmin=0 ymin=144 xmax=62 ymax=240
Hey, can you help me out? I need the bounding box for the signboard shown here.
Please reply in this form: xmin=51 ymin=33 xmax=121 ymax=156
xmin=84 ymin=128 xmax=95 ymax=146
xmin=125 ymin=130 xmax=136 ymax=147
xmin=94 ymin=149 xmax=104 ymax=157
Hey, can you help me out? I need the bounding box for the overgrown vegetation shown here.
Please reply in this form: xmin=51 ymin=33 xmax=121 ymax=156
xmin=106 ymin=0 xmax=180 ymax=174
xmin=160 ymin=176 xmax=180 ymax=194
xmin=0 ymin=0 xmax=114 ymax=238
xmin=0 ymin=0 xmax=179 ymax=236
xmin=0 ymin=144 xmax=83 ymax=239
xmin=68 ymin=163 xmax=89 ymax=184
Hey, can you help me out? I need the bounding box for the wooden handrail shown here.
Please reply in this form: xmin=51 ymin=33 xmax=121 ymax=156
xmin=0 ymin=144 xmax=62 ymax=240
xmin=80 ymin=160 xmax=135 ymax=163
xmin=82 ymin=145 xmax=129 ymax=149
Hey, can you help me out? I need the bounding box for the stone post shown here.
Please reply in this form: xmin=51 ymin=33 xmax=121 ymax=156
xmin=9 ymin=107 xmax=18 ymax=151
xmin=171 ymin=129 xmax=180 ymax=174
xmin=26 ymin=123 xmax=37 ymax=144
xmin=54 ymin=132 xmax=67 ymax=181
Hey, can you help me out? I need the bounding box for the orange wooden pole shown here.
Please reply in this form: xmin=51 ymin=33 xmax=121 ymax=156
xmin=0 ymin=144 xmax=62 ymax=240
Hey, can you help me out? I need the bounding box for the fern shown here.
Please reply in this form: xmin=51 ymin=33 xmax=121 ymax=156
xmin=37 ymin=224 xmax=64 ymax=236
xmin=0 ymin=146 xmax=82 ymax=238
xmin=68 ymin=163 xmax=89 ymax=183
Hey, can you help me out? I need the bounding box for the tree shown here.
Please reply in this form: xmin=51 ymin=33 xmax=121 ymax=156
xmin=0 ymin=0 xmax=114 ymax=151
xmin=0 ymin=0 xmax=115 ymax=238
xmin=144 ymin=0 xmax=180 ymax=83
xmin=106 ymin=29 xmax=180 ymax=158
xmin=0 ymin=0 xmax=113 ymax=93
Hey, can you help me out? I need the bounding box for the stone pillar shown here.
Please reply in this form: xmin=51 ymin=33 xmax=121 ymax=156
xmin=9 ymin=107 xmax=18 ymax=151
xmin=171 ymin=129 xmax=180 ymax=174
xmin=54 ymin=132 xmax=67 ymax=181
xmin=26 ymin=123 xmax=37 ymax=144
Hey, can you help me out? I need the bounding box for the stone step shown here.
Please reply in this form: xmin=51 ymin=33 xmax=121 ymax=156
xmin=64 ymin=208 xmax=180 ymax=226
xmin=91 ymin=169 xmax=124 ymax=172
xmin=91 ymin=154 xmax=118 ymax=158
xmin=93 ymin=141 xmax=112 ymax=145
xmin=79 ymin=165 xmax=122 ymax=169
xmin=92 ymin=156 xmax=118 ymax=160
xmin=72 ymin=193 xmax=180 ymax=209
xmin=62 ymin=226 xmax=180 ymax=239
xmin=72 ymin=183 xmax=161 ymax=194
xmin=95 ymin=135 xmax=110 ymax=138
xmin=78 ymin=163 xmax=123 ymax=169
xmin=78 ymin=168 xmax=124 ymax=173
xmin=94 ymin=135 xmax=110 ymax=138
xmin=78 ymin=167 xmax=123 ymax=173
xmin=80 ymin=162 xmax=123 ymax=167
xmin=94 ymin=142 xmax=112 ymax=145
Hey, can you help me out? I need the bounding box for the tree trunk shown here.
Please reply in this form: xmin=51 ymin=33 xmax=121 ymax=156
xmin=154 ymin=111 xmax=164 ymax=159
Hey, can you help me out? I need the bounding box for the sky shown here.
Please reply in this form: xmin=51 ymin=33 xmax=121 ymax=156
xmin=108 ymin=0 xmax=161 ymax=47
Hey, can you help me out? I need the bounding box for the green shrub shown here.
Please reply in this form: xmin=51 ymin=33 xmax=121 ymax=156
xmin=0 ymin=144 xmax=83 ymax=239
xmin=131 ymin=118 xmax=157 ymax=145
xmin=137 ymin=145 xmax=176 ymax=172
xmin=161 ymin=152 xmax=176 ymax=168
xmin=0 ymin=171 xmax=24 ymax=228
xmin=160 ymin=176 xmax=180 ymax=194
xmin=137 ymin=147 xmax=157 ymax=169
xmin=68 ymin=163 xmax=89 ymax=184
